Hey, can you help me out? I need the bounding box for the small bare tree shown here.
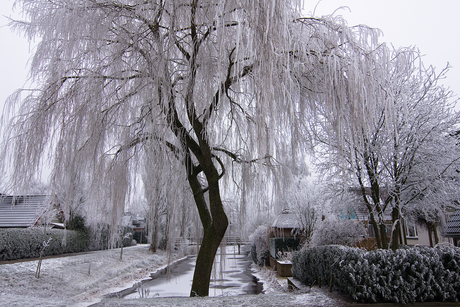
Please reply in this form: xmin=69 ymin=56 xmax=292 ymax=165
xmin=35 ymin=237 xmax=52 ymax=278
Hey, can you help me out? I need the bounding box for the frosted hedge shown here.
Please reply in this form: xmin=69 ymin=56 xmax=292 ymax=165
xmin=0 ymin=228 xmax=88 ymax=261
xmin=249 ymin=225 xmax=270 ymax=267
xmin=292 ymin=245 xmax=460 ymax=303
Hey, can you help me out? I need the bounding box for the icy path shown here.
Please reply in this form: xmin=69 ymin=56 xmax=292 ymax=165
xmin=120 ymin=245 xmax=258 ymax=299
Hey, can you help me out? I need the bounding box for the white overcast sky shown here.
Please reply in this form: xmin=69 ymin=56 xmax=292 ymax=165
xmin=1 ymin=0 xmax=459 ymax=112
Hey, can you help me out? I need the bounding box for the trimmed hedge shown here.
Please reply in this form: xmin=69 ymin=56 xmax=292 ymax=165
xmin=292 ymin=245 xmax=349 ymax=286
xmin=292 ymin=245 xmax=460 ymax=303
xmin=0 ymin=228 xmax=89 ymax=261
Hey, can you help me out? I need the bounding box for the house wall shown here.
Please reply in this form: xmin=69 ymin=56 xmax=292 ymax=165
xmin=405 ymin=223 xmax=452 ymax=247
xmin=360 ymin=220 xmax=453 ymax=249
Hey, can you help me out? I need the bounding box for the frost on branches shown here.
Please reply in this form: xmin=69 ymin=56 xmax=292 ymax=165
xmin=2 ymin=0 xmax=439 ymax=296
xmin=312 ymin=46 xmax=460 ymax=250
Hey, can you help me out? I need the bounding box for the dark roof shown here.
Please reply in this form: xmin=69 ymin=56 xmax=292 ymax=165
xmin=0 ymin=195 xmax=49 ymax=228
xmin=444 ymin=209 xmax=460 ymax=237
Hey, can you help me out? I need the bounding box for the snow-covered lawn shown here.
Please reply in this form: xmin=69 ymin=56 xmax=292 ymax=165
xmin=0 ymin=244 xmax=188 ymax=307
xmin=0 ymin=244 xmax=347 ymax=307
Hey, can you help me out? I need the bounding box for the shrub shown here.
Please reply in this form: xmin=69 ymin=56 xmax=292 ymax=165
xmin=292 ymin=245 xmax=460 ymax=303
xmin=66 ymin=213 xmax=87 ymax=232
xmin=249 ymin=225 xmax=270 ymax=266
xmin=292 ymin=245 xmax=351 ymax=286
xmin=0 ymin=228 xmax=89 ymax=261
xmin=310 ymin=219 xmax=366 ymax=247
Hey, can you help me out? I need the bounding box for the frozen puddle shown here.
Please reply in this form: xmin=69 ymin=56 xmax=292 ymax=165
xmin=114 ymin=245 xmax=262 ymax=299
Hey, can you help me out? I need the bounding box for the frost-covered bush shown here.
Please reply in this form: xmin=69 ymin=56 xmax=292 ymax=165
xmin=335 ymin=247 xmax=453 ymax=303
xmin=310 ymin=219 xmax=366 ymax=247
xmin=292 ymin=245 xmax=352 ymax=286
xmin=438 ymin=246 xmax=460 ymax=300
xmin=0 ymin=228 xmax=88 ymax=261
xmin=66 ymin=213 xmax=87 ymax=232
xmin=292 ymin=244 xmax=460 ymax=303
xmin=249 ymin=225 xmax=269 ymax=266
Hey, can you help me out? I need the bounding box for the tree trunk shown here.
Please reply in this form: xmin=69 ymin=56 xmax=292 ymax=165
xmin=189 ymin=183 xmax=228 ymax=296
xmin=402 ymin=219 xmax=408 ymax=245
xmin=186 ymin=153 xmax=229 ymax=297
xmin=362 ymin=144 xmax=388 ymax=249
xmin=391 ymin=207 xmax=400 ymax=251
xmin=433 ymin=224 xmax=439 ymax=245
xmin=427 ymin=222 xmax=433 ymax=247
xmin=369 ymin=213 xmax=382 ymax=249
xmin=379 ymin=223 xmax=388 ymax=249
xmin=190 ymin=223 xmax=223 ymax=296
xmin=163 ymin=211 xmax=171 ymax=250
xmin=358 ymin=181 xmax=382 ymax=249
xmin=150 ymin=203 xmax=159 ymax=253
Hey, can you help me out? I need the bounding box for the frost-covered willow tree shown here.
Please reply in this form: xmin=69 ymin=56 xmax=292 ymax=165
xmin=313 ymin=47 xmax=460 ymax=250
xmin=142 ymin=143 xmax=192 ymax=252
xmin=3 ymin=0 xmax=392 ymax=296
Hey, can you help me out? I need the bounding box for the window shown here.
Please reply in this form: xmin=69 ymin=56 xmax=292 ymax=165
xmin=341 ymin=208 xmax=357 ymax=220
xmin=406 ymin=221 xmax=418 ymax=238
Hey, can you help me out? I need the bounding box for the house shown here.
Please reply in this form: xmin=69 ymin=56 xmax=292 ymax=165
xmin=268 ymin=209 xmax=303 ymax=277
xmin=122 ymin=212 xmax=148 ymax=243
xmin=343 ymin=188 xmax=452 ymax=249
xmin=270 ymin=208 xmax=303 ymax=238
xmin=269 ymin=208 xmax=304 ymax=255
xmin=0 ymin=194 xmax=64 ymax=228
xmin=444 ymin=209 xmax=460 ymax=246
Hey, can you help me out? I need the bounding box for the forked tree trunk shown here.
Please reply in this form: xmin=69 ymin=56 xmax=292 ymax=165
xmin=186 ymin=154 xmax=229 ymax=297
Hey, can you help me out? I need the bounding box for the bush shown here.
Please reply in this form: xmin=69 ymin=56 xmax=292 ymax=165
xmin=310 ymin=219 xmax=366 ymax=247
xmin=249 ymin=225 xmax=270 ymax=266
xmin=292 ymin=245 xmax=460 ymax=303
xmin=66 ymin=213 xmax=87 ymax=232
xmin=292 ymin=245 xmax=351 ymax=286
xmin=0 ymin=228 xmax=89 ymax=261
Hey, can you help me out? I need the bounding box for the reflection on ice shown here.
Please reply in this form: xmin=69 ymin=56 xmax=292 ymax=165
xmin=123 ymin=245 xmax=261 ymax=298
